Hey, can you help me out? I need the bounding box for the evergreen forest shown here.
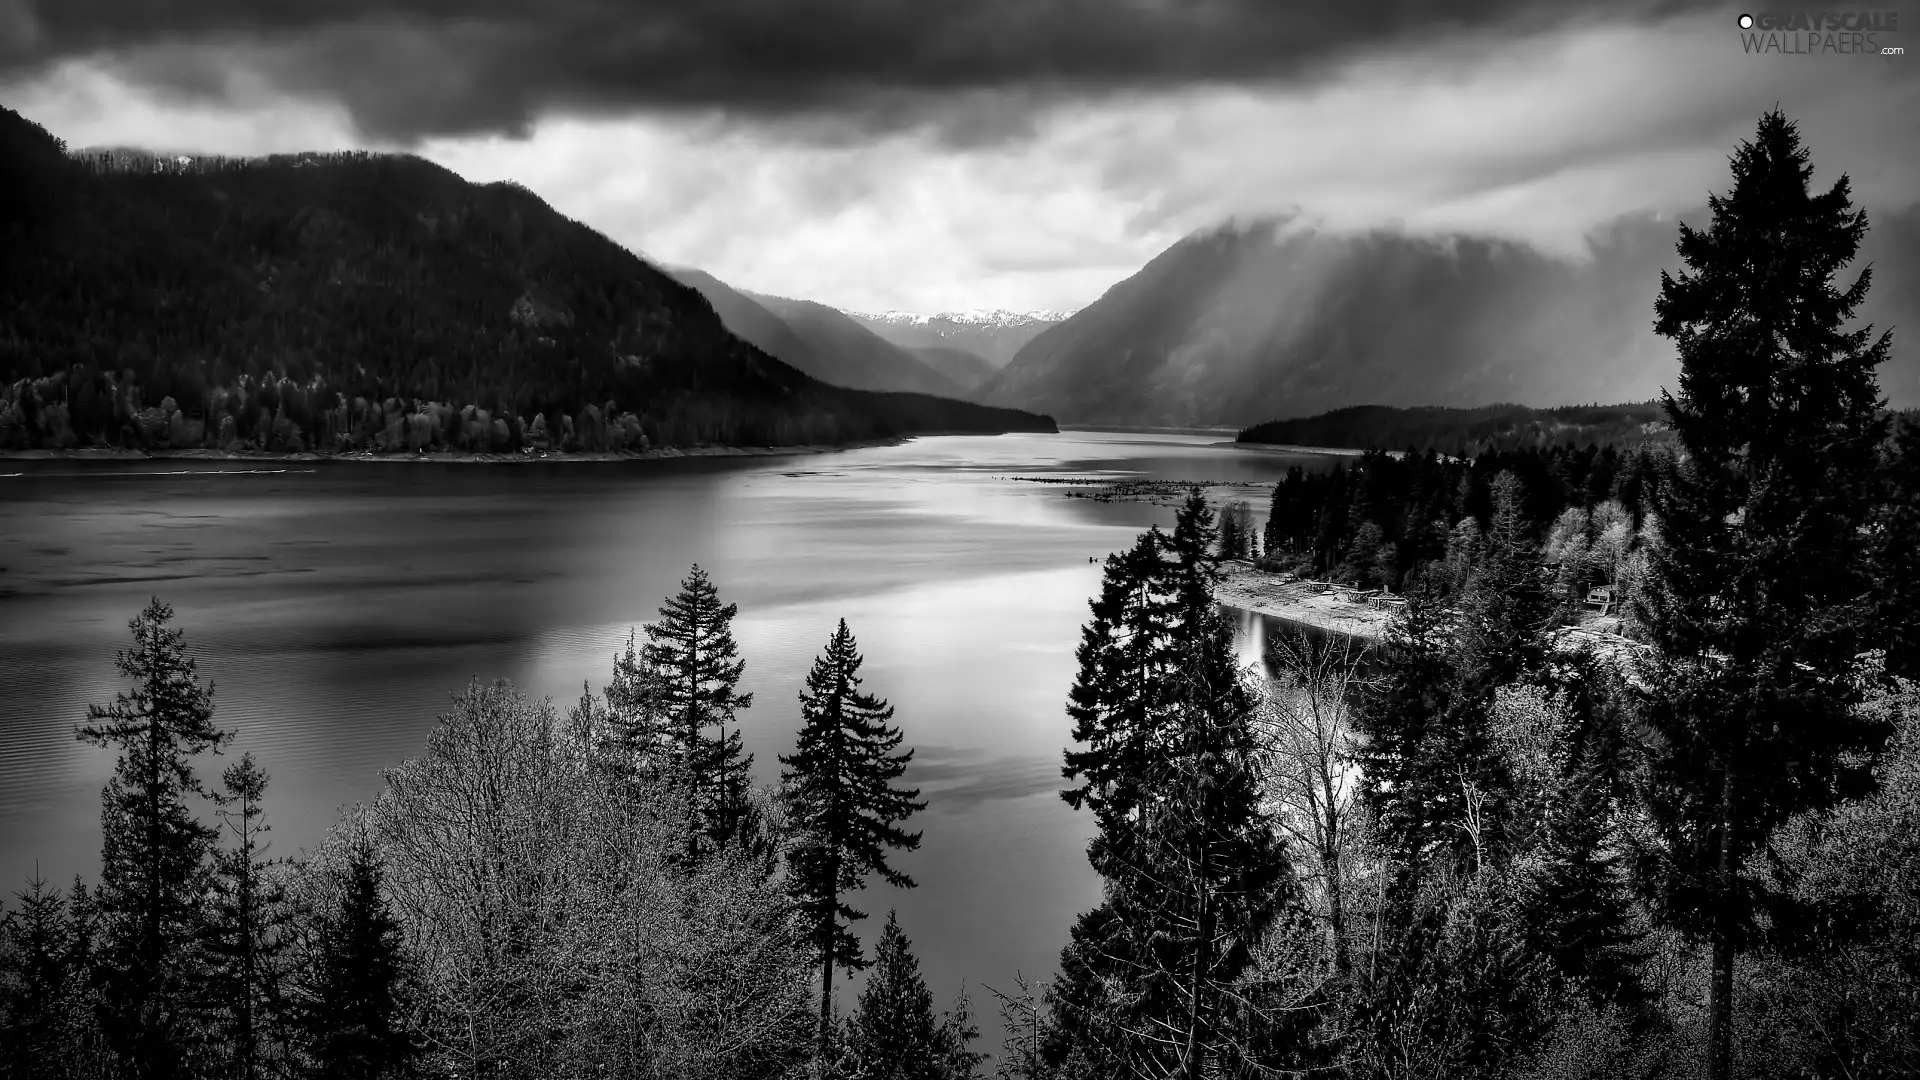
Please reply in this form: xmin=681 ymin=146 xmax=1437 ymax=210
xmin=4 ymin=109 xmax=1918 ymax=1080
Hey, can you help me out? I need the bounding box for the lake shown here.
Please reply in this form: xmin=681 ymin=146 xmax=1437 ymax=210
xmin=0 ymin=429 xmax=1331 ymax=1042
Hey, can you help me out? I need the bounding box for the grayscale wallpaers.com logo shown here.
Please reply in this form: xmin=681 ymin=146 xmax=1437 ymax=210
xmin=1738 ymin=10 xmax=1904 ymax=54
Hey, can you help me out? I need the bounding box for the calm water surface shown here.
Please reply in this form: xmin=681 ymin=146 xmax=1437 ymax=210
xmin=0 ymin=430 xmax=1328 ymax=1031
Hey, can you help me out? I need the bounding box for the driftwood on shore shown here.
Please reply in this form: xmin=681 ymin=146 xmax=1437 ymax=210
xmin=1215 ymin=562 xmax=1652 ymax=662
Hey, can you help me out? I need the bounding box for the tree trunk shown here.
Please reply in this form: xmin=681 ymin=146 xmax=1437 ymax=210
xmin=817 ymin=933 xmax=834 ymax=1077
xmin=1706 ymin=764 xmax=1737 ymax=1080
xmin=1706 ymin=931 xmax=1735 ymax=1080
xmin=818 ymin=865 xmax=839 ymax=1075
xmin=1326 ymin=840 xmax=1350 ymax=981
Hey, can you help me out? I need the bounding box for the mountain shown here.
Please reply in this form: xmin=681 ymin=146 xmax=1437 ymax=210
xmin=848 ymin=309 xmax=1070 ymax=368
xmin=974 ymin=211 xmax=1920 ymax=427
xmin=738 ymin=291 xmax=966 ymax=397
xmin=909 ymin=346 xmax=998 ymax=391
xmin=0 ymin=108 xmax=1053 ymax=454
xmin=665 ymin=267 xmax=824 ymax=373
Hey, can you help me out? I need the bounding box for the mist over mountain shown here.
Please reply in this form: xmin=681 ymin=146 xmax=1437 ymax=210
xmin=973 ymin=209 xmax=1920 ymax=428
xmin=849 ymin=309 xmax=1069 ymax=368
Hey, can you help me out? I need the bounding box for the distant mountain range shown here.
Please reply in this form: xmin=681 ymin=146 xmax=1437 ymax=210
xmin=0 ymin=108 xmax=1054 ymax=455
xmin=972 ymin=209 xmax=1920 ymax=427
xmin=34 ymin=114 xmax=1916 ymax=440
xmin=666 ymin=269 xmax=1004 ymax=397
xmin=847 ymin=309 xmax=1070 ymax=369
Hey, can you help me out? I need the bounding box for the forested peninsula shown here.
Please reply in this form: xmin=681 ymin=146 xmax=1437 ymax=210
xmin=0 ymin=109 xmax=1055 ymax=458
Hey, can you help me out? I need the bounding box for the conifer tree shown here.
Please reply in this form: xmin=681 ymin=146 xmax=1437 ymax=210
xmin=75 ymin=597 xmax=232 ymax=1079
xmin=1635 ymin=108 xmax=1893 ymax=1080
xmin=299 ymin=837 xmax=418 ymax=1080
xmin=1493 ymin=665 xmax=1648 ymax=1020
xmin=604 ymin=627 xmax=673 ymax=777
xmin=780 ymin=619 xmax=925 ymax=1066
xmin=842 ymin=912 xmax=947 ymax=1080
xmin=0 ymin=874 xmax=103 ymax=1079
xmin=1353 ymin=568 xmax=1462 ymax=914
xmin=1456 ymin=470 xmax=1553 ymax=694
xmin=934 ymin=986 xmax=987 ymax=1080
xmin=1061 ymin=528 xmax=1178 ymax=885
xmin=1038 ymin=905 xmax=1135 ymax=1079
xmin=1057 ymin=494 xmax=1292 ymax=1078
xmin=1106 ymin=604 xmax=1290 ymax=1080
xmin=1872 ymin=416 xmax=1920 ymax=680
xmin=644 ymin=565 xmax=757 ymax=859
xmin=205 ymin=753 xmax=290 ymax=1080
xmin=984 ymin=973 xmax=1045 ymax=1080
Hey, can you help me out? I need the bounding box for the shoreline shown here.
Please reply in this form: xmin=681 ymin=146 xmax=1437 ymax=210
xmin=0 ymin=437 xmax=913 ymax=466
xmin=1213 ymin=562 xmax=1394 ymax=640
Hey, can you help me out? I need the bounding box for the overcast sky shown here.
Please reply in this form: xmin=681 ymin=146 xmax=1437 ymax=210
xmin=2 ymin=1 xmax=1915 ymax=313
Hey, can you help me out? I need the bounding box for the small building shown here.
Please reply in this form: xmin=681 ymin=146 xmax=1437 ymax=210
xmin=1585 ymin=584 xmax=1616 ymax=616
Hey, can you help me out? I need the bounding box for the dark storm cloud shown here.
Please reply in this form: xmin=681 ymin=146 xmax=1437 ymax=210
xmin=2 ymin=0 xmax=1734 ymax=141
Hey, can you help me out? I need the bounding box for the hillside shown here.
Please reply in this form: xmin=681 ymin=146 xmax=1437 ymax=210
xmin=1237 ymin=402 xmax=1679 ymax=456
xmin=664 ymin=267 xmax=822 ymax=377
xmin=910 ymin=346 xmax=998 ymax=391
xmin=666 ymin=270 xmax=966 ymax=397
xmin=849 ymin=310 xmax=1066 ymax=368
xmin=974 ymin=211 xmax=1919 ymax=427
xmin=739 ymin=292 xmax=966 ymax=397
xmin=0 ymin=108 xmax=1054 ymax=455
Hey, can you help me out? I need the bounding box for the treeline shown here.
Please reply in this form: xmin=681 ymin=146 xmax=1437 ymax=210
xmin=1026 ymin=483 xmax=1918 ymax=1078
xmin=71 ymin=149 xmax=386 ymax=177
xmin=1251 ymin=442 xmax=1669 ymax=610
xmin=0 ymin=107 xmax=1054 ymax=457
xmin=0 ymin=570 xmax=990 ymax=1080
xmin=1009 ymin=109 xmax=1917 ymax=1080
xmin=1237 ymin=402 xmax=1678 ymax=457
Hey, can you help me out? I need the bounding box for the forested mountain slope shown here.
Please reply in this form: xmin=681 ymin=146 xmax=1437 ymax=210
xmin=0 ymin=108 xmax=1053 ymax=454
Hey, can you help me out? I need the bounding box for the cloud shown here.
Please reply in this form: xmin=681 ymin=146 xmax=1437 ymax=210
xmin=1 ymin=0 xmax=1733 ymax=142
xmin=2 ymin=5 xmax=1912 ymax=315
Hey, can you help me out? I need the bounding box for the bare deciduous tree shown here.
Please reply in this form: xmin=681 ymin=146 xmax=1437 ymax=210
xmin=1254 ymin=631 xmax=1373 ymax=981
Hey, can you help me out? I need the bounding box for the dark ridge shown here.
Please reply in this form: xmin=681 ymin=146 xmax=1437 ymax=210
xmin=0 ymin=107 xmax=1054 ymax=457
xmin=1236 ymin=402 xmax=1676 ymax=456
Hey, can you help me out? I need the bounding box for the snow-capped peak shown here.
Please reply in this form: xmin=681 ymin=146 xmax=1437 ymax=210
xmin=851 ymin=307 xmax=1075 ymax=328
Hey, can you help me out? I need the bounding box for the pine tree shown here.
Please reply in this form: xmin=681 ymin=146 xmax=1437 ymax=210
xmin=1456 ymin=470 xmax=1553 ymax=694
xmin=1058 ymin=494 xmax=1292 ymax=1079
xmin=843 ymin=912 xmax=946 ymax=1080
xmin=1872 ymin=416 xmax=1920 ymax=680
xmin=604 ymin=627 xmax=673 ymax=778
xmin=1495 ymin=663 xmax=1649 ymax=1020
xmin=1353 ymin=568 xmax=1462 ymax=916
xmin=1061 ymin=528 xmax=1179 ymax=886
xmin=643 ymin=564 xmax=757 ymax=859
xmin=75 ymin=597 xmax=231 ymax=1079
xmin=984 ymin=973 xmax=1045 ymax=1080
xmin=780 ymin=619 xmax=926 ymax=1067
xmin=1039 ymin=904 xmax=1135 ymax=1080
xmin=1107 ymin=605 xmax=1291 ymax=1080
xmin=299 ymin=837 xmax=418 ymax=1080
xmin=205 ymin=753 xmax=290 ymax=1080
xmin=1216 ymin=500 xmax=1255 ymax=562
xmin=934 ymin=985 xmax=987 ymax=1080
xmin=0 ymin=874 xmax=102 ymax=1080
xmin=1636 ymin=108 xmax=1893 ymax=1080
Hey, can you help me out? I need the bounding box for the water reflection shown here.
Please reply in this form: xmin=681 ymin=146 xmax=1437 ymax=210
xmin=0 ymin=430 xmax=1338 ymax=1033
